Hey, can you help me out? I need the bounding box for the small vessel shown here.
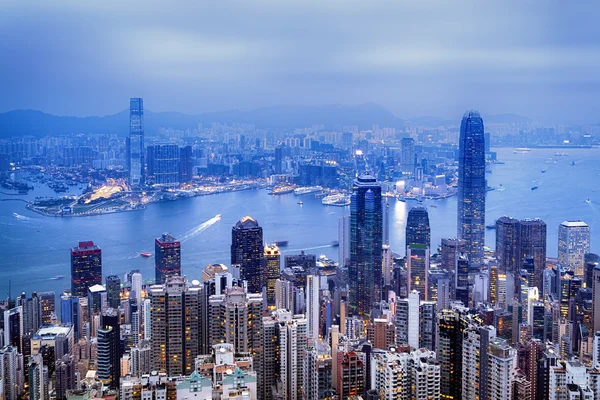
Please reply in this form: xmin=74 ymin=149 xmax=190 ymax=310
xmin=586 ymin=199 xmax=591 ymax=204
xmin=514 ymin=148 xmax=531 ymax=154
xmin=531 ymin=186 xmax=539 ymax=191
xmin=555 ymin=152 xmax=568 ymax=156
xmin=497 ymin=187 xmax=506 ymax=192
xmin=139 ymin=251 xmax=152 ymax=258
xmin=330 ymin=240 xmax=339 ymax=247
xmin=294 ymin=186 xmax=322 ymax=196
xmin=541 ymin=169 xmax=546 ymax=173
xmin=486 ymin=225 xmax=496 ymax=230
xmin=571 ymin=161 xmax=575 ymax=166
xmin=430 ymin=205 xmax=438 ymax=208
xmin=322 ymin=193 xmax=350 ymax=206
xmin=216 ymin=214 xmax=222 ymax=220
xmin=52 ymin=275 xmax=65 ymax=280
xmin=297 ymin=201 xmax=303 ymax=205
xmin=274 ymin=240 xmax=289 ymax=247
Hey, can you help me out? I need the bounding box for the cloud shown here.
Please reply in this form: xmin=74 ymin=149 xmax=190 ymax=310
xmin=0 ymin=0 xmax=599 ymax=123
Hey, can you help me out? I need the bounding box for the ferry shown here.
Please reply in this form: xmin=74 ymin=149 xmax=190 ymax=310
xmin=514 ymin=148 xmax=531 ymax=154
xmin=486 ymin=225 xmax=496 ymax=230
xmin=139 ymin=252 xmax=152 ymax=258
xmin=586 ymin=199 xmax=591 ymax=204
xmin=294 ymin=186 xmax=322 ymax=196
xmin=216 ymin=214 xmax=222 ymax=220
xmin=531 ymin=186 xmax=539 ymax=191
xmin=330 ymin=240 xmax=339 ymax=247
xmin=274 ymin=241 xmax=289 ymax=247
xmin=51 ymin=275 xmax=65 ymax=280
xmin=297 ymin=201 xmax=303 ymax=205
xmin=541 ymin=169 xmax=547 ymax=173
xmin=555 ymin=152 xmax=569 ymax=156
xmin=322 ymin=193 xmax=350 ymax=206
xmin=270 ymin=186 xmax=295 ymax=195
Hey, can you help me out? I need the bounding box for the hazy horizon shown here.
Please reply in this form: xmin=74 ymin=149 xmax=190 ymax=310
xmin=2 ymin=1 xmax=599 ymax=124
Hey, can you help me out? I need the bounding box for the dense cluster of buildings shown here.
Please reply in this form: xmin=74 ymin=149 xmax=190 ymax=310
xmin=1 ymin=109 xmax=599 ymax=400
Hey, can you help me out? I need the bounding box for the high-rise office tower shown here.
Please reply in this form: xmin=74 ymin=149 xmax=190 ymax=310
xmin=128 ymin=97 xmax=144 ymax=187
xmin=264 ymin=244 xmax=281 ymax=311
xmin=38 ymin=292 xmax=55 ymax=325
xmin=3 ymin=307 xmax=21 ymax=352
xmin=455 ymin=253 xmax=470 ymax=306
xmin=178 ymin=145 xmax=194 ymax=184
xmin=55 ymin=355 xmax=76 ymax=400
xmin=149 ymin=277 xmax=202 ymax=376
xmin=28 ymin=353 xmax=46 ymax=400
xmin=438 ymin=307 xmax=470 ymax=400
xmin=401 ymin=137 xmax=416 ymax=175
xmin=496 ymin=216 xmax=520 ymax=276
xmin=231 ymin=216 xmax=265 ymax=294
xmin=519 ymin=219 xmax=547 ymax=291
xmin=593 ymin=266 xmax=600 ymax=333
xmin=18 ymin=292 xmax=41 ymax=336
xmin=487 ymin=338 xmax=515 ymax=400
xmin=336 ymin=351 xmax=364 ymax=398
xmin=70 ymin=241 xmax=102 ymax=297
xmin=406 ymin=206 xmax=431 ymax=248
xmin=0 ymin=346 xmax=23 ymax=400
xmin=131 ymin=272 xmax=143 ymax=305
xmin=339 ymin=216 xmax=351 ymax=267
xmin=147 ymin=144 xmax=180 ymax=186
xmin=457 ymin=110 xmax=486 ymax=266
xmin=440 ymin=238 xmax=466 ymax=271
xmin=306 ymin=275 xmax=320 ymax=341
xmin=155 ymin=233 xmax=181 ymax=284
xmin=558 ymin=220 xmax=590 ymax=279
xmin=60 ymin=295 xmax=80 ymax=340
xmin=462 ymin=325 xmax=496 ymax=400
xmin=97 ymin=308 xmax=120 ymax=390
xmin=349 ymin=175 xmax=383 ymax=316
xmin=407 ymin=244 xmax=430 ymax=300
xmin=105 ymin=275 xmax=121 ymax=309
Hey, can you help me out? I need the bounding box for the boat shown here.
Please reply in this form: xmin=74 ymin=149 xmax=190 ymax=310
xmin=330 ymin=240 xmax=339 ymax=247
xmin=586 ymin=199 xmax=591 ymax=204
xmin=571 ymin=161 xmax=575 ymax=166
xmin=514 ymin=148 xmax=531 ymax=154
xmin=51 ymin=275 xmax=65 ymax=280
xmin=294 ymin=186 xmax=322 ymax=196
xmin=274 ymin=241 xmax=289 ymax=247
xmin=430 ymin=205 xmax=437 ymax=208
xmin=497 ymin=187 xmax=506 ymax=192
xmin=297 ymin=201 xmax=303 ymax=205
xmin=322 ymin=193 xmax=350 ymax=206
xmin=541 ymin=169 xmax=546 ymax=173
xmin=216 ymin=214 xmax=222 ymax=220
xmin=531 ymin=186 xmax=539 ymax=191
xmin=139 ymin=251 xmax=152 ymax=258
xmin=555 ymin=152 xmax=568 ymax=156
xmin=486 ymin=225 xmax=496 ymax=230
xmin=271 ymin=186 xmax=295 ymax=195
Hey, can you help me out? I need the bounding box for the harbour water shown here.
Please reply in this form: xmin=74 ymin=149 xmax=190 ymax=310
xmin=1 ymin=147 xmax=599 ymax=296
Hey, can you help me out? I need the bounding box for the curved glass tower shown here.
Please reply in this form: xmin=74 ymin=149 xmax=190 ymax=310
xmin=128 ymin=98 xmax=144 ymax=187
xmin=349 ymin=175 xmax=383 ymax=317
xmin=457 ymin=110 xmax=486 ymax=266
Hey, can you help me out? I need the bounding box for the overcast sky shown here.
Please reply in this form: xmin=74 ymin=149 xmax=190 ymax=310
xmin=1 ymin=1 xmax=599 ymax=123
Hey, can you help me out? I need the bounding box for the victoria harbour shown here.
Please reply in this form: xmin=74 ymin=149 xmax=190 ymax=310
xmin=1 ymin=147 xmax=597 ymax=296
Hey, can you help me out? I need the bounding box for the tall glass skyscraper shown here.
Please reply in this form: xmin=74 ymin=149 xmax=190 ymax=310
xmin=231 ymin=216 xmax=265 ymax=294
xmin=406 ymin=206 xmax=431 ymax=249
xmin=558 ymin=220 xmax=590 ymax=279
xmin=457 ymin=110 xmax=486 ymax=266
xmin=70 ymin=241 xmax=102 ymax=297
xmin=155 ymin=233 xmax=181 ymax=284
xmin=349 ymin=174 xmax=383 ymax=317
xmin=128 ymin=98 xmax=145 ymax=187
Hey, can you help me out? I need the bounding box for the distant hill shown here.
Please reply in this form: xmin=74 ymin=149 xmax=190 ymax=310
xmin=406 ymin=113 xmax=531 ymax=127
xmin=484 ymin=113 xmax=531 ymax=124
xmin=0 ymin=103 xmax=404 ymax=138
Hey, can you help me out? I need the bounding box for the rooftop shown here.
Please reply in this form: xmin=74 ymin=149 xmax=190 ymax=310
xmin=34 ymin=325 xmax=72 ymax=339
xmin=561 ymin=220 xmax=589 ymax=228
xmin=88 ymin=284 xmax=106 ymax=293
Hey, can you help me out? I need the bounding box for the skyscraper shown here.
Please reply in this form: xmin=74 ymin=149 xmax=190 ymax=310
xmin=401 ymin=137 xmax=415 ymax=175
xmin=264 ymin=244 xmax=281 ymax=310
xmin=349 ymin=175 xmax=383 ymax=317
xmin=70 ymin=241 xmax=102 ymax=298
xmin=60 ymin=295 xmax=80 ymax=340
xmin=155 ymin=233 xmax=181 ymax=284
xmin=307 ymin=275 xmax=320 ymax=341
xmin=147 ymin=144 xmax=180 ymax=186
xmin=128 ymin=97 xmax=144 ymax=187
xmin=97 ymin=308 xmax=120 ymax=389
xmin=38 ymin=292 xmax=55 ymax=326
xmin=149 ymin=276 xmax=202 ymax=376
xmin=231 ymin=216 xmax=265 ymax=294
xmin=407 ymin=244 xmax=430 ymax=300
xmin=406 ymin=206 xmax=431 ymax=248
xmin=519 ymin=219 xmax=547 ymax=292
xmin=105 ymin=275 xmax=121 ymax=309
xmin=457 ymin=110 xmax=486 ymax=266
xmin=178 ymin=145 xmax=194 ymax=184
xmin=558 ymin=220 xmax=590 ymax=279
xmin=0 ymin=346 xmax=23 ymax=400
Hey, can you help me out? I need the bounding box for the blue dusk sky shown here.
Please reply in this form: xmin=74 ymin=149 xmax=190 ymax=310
xmin=1 ymin=1 xmax=599 ymax=123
